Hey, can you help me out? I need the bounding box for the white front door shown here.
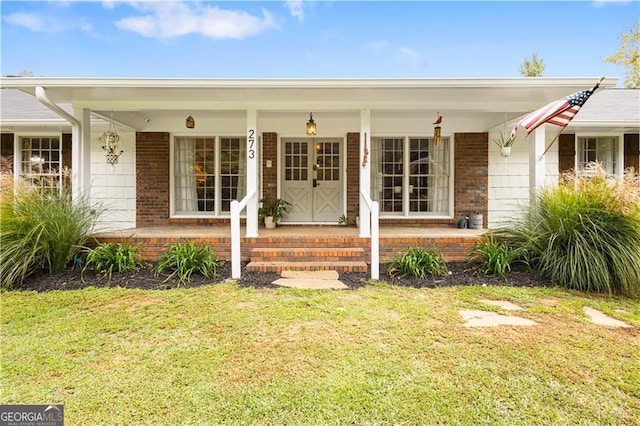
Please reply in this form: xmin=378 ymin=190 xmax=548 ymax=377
xmin=281 ymin=138 xmax=343 ymax=223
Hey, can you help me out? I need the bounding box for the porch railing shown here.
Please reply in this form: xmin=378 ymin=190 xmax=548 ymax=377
xmin=230 ymin=189 xmax=257 ymax=279
xmin=361 ymin=191 xmax=380 ymax=280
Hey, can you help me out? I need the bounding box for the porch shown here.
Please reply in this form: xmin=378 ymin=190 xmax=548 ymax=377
xmin=91 ymin=225 xmax=486 ymax=274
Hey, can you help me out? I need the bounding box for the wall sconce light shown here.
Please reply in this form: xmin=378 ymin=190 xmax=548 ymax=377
xmin=306 ymin=112 xmax=317 ymax=136
xmin=186 ymin=115 xmax=195 ymax=129
xmin=433 ymin=112 xmax=442 ymax=147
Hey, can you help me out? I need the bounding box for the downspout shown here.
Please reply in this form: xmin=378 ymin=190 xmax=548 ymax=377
xmin=34 ymin=86 xmax=84 ymax=201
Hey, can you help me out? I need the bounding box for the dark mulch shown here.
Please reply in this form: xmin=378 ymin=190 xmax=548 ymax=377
xmin=14 ymin=261 xmax=553 ymax=292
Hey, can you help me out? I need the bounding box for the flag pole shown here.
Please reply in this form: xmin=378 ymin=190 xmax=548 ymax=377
xmin=539 ymin=77 xmax=605 ymax=158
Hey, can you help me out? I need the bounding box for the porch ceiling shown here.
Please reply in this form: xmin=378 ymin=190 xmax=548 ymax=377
xmin=2 ymin=77 xmax=616 ymax=115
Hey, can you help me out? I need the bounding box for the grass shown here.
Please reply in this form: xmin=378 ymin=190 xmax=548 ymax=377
xmin=2 ymin=283 xmax=639 ymax=425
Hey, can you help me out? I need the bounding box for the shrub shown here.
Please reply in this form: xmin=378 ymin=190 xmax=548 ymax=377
xmin=1 ymin=171 xmax=101 ymax=289
xmin=83 ymin=241 xmax=145 ymax=281
xmin=496 ymin=164 xmax=640 ymax=295
xmin=468 ymin=235 xmax=529 ymax=278
xmin=154 ymin=241 xmax=223 ymax=286
xmin=387 ymin=246 xmax=448 ymax=279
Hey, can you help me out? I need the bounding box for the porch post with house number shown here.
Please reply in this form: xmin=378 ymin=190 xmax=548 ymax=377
xmin=246 ymin=109 xmax=259 ymax=237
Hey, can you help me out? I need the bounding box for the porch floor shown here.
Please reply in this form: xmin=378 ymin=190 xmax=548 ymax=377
xmin=93 ymin=224 xmax=485 ymax=239
xmin=92 ymin=225 xmax=486 ymax=264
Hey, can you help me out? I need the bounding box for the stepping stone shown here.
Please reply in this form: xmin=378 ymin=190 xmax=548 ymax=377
xmin=281 ymin=270 xmax=339 ymax=280
xmin=583 ymin=307 xmax=632 ymax=328
xmin=272 ymin=278 xmax=348 ymax=290
xmin=480 ymin=299 xmax=523 ymax=311
xmin=460 ymin=309 xmax=538 ymax=327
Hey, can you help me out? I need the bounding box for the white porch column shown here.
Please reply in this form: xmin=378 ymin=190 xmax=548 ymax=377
xmin=529 ymin=126 xmax=546 ymax=200
xmin=246 ymin=109 xmax=259 ymax=237
xmin=73 ymin=108 xmax=91 ymax=201
xmin=359 ymin=109 xmax=371 ymax=237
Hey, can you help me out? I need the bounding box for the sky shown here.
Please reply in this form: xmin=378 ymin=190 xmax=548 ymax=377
xmin=0 ymin=1 xmax=637 ymax=82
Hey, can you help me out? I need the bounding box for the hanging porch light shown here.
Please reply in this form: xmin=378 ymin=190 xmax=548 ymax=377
xmin=306 ymin=112 xmax=317 ymax=136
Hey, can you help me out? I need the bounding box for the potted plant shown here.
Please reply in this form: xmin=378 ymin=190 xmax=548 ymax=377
xmin=258 ymin=196 xmax=291 ymax=228
xmin=493 ymin=131 xmax=516 ymax=157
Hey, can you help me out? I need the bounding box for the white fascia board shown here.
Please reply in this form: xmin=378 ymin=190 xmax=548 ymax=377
xmin=0 ymin=76 xmax=619 ymax=90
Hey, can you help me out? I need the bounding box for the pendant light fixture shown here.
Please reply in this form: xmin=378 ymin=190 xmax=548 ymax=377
xmin=305 ymin=112 xmax=317 ymax=136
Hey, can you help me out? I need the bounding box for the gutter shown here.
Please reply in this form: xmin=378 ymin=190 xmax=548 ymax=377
xmin=35 ymin=86 xmax=80 ymax=127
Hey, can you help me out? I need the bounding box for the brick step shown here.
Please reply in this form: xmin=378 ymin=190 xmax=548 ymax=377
xmin=250 ymin=247 xmax=366 ymax=262
xmin=245 ymin=261 xmax=368 ymax=273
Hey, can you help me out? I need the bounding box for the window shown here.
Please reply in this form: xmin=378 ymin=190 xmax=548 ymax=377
xmin=19 ymin=136 xmax=62 ymax=190
xmin=174 ymin=136 xmax=246 ymax=215
xmin=577 ymin=136 xmax=618 ymax=175
xmin=371 ymin=136 xmax=450 ymax=215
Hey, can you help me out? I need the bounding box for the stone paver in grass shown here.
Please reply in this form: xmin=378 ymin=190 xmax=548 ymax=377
xmin=273 ymin=270 xmax=348 ymax=290
xmin=460 ymin=309 xmax=538 ymax=327
xmin=583 ymin=307 xmax=632 ymax=328
xmin=281 ymin=270 xmax=339 ymax=280
xmin=479 ymin=299 xmax=523 ymax=311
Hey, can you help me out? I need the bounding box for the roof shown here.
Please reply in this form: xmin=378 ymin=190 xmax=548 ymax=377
xmin=1 ymin=88 xmax=72 ymax=121
xmin=573 ymin=88 xmax=640 ymax=123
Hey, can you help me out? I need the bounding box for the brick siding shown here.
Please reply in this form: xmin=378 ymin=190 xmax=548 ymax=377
xmin=136 ymin=132 xmax=170 ymax=226
xmin=454 ymin=132 xmax=489 ymax=227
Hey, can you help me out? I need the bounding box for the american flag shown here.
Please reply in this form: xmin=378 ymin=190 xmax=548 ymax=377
xmin=511 ymin=79 xmax=602 ymax=138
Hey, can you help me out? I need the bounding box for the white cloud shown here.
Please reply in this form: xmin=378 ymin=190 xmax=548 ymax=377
xmin=114 ymin=2 xmax=279 ymax=39
xmin=398 ymin=47 xmax=420 ymax=65
xmin=366 ymin=40 xmax=389 ymax=50
xmin=286 ymin=0 xmax=305 ymax=23
xmin=5 ymin=12 xmax=46 ymax=32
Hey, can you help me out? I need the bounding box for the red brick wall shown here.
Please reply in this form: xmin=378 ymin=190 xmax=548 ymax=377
xmin=62 ymin=133 xmax=72 ymax=170
xmin=624 ymin=134 xmax=640 ymax=171
xmin=346 ymin=132 xmax=360 ymax=225
xmin=136 ymin=132 xmax=170 ymax=226
xmin=262 ymin=132 xmax=278 ymax=201
xmin=454 ymin=132 xmax=488 ymax=227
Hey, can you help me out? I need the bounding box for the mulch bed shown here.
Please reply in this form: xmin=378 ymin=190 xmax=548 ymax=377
xmin=14 ymin=262 xmax=553 ymax=292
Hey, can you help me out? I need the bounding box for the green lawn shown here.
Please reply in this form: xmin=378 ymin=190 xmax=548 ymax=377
xmin=2 ymin=283 xmax=639 ymax=425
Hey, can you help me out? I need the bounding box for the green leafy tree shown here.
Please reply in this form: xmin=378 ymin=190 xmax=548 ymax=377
xmin=604 ymin=19 xmax=639 ymax=88
xmin=519 ymin=53 xmax=545 ymax=77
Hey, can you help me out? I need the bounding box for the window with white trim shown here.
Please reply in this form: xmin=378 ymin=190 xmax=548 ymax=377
xmin=577 ymin=136 xmax=618 ymax=175
xmin=174 ymin=136 xmax=246 ymax=215
xmin=19 ymin=136 xmax=62 ymax=190
xmin=371 ymin=136 xmax=450 ymax=215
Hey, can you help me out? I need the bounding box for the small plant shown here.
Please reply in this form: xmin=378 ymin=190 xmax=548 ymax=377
xmin=258 ymin=196 xmax=292 ymax=224
xmin=387 ymin=246 xmax=448 ymax=279
xmin=154 ymin=241 xmax=223 ymax=286
xmin=492 ymin=131 xmax=517 ymax=148
xmin=83 ymin=241 xmax=145 ymax=281
xmin=338 ymin=214 xmax=347 ymax=225
xmin=468 ymin=235 xmax=529 ymax=278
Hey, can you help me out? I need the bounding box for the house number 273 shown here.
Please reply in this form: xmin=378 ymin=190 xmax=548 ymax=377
xmin=248 ymin=129 xmax=255 ymax=159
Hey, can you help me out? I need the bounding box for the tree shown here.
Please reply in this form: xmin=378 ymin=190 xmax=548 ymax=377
xmin=604 ymin=19 xmax=639 ymax=89
xmin=519 ymin=53 xmax=545 ymax=77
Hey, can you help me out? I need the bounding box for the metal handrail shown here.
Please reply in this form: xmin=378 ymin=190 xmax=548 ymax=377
xmin=230 ymin=189 xmax=257 ymax=279
xmin=360 ymin=191 xmax=380 ymax=280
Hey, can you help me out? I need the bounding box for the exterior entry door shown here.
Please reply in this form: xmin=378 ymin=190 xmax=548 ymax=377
xmin=281 ymin=138 xmax=343 ymax=223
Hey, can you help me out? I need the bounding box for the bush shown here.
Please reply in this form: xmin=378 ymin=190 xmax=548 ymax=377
xmin=154 ymin=241 xmax=224 ymax=286
xmin=468 ymin=235 xmax=529 ymax=278
xmin=496 ymin=164 xmax=640 ymax=295
xmin=1 ymin=173 xmax=101 ymax=289
xmin=83 ymin=241 xmax=146 ymax=281
xmin=387 ymin=246 xmax=448 ymax=279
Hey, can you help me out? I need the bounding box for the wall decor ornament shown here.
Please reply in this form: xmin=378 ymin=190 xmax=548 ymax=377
xmin=433 ymin=113 xmax=442 ymax=147
xmin=186 ymin=115 xmax=195 ymax=129
xmin=98 ymin=111 xmax=123 ymax=167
